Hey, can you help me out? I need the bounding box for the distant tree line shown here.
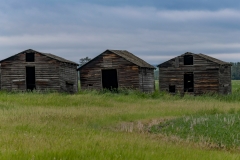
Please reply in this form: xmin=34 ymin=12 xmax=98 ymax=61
xmin=231 ymin=62 xmax=240 ymax=80
xmin=79 ymin=57 xmax=92 ymax=67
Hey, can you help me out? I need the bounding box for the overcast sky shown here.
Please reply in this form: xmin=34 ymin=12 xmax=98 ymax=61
xmin=1 ymin=0 xmax=240 ymax=64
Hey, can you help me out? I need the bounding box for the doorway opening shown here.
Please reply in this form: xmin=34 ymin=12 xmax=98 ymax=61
xmin=26 ymin=67 xmax=36 ymax=90
xmin=184 ymin=73 xmax=194 ymax=92
xmin=102 ymin=69 xmax=118 ymax=90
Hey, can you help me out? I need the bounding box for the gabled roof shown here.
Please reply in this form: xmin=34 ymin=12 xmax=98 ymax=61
xmin=41 ymin=53 xmax=78 ymax=65
xmin=0 ymin=49 xmax=78 ymax=65
xmin=158 ymin=52 xmax=231 ymax=67
xmin=78 ymin=49 xmax=155 ymax=69
xmin=197 ymin=53 xmax=231 ymax=66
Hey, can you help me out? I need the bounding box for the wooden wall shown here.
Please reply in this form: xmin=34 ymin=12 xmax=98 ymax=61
xmin=139 ymin=68 xmax=155 ymax=92
xmin=80 ymin=56 xmax=104 ymax=90
xmin=35 ymin=53 xmax=60 ymax=91
xmin=1 ymin=53 xmax=26 ymax=91
xmin=219 ymin=65 xmax=231 ymax=94
xmin=1 ymin=51 xmax=78 ymax=93
xmin=59 ymin=63 xmax=78 ymax=93
xmin=159 ymin=53 xmax=231 ymax=95
xmin=80 ymin=50 xmax=154 ymax=92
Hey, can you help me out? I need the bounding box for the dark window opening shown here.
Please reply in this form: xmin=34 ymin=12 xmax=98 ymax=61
xmin=26 ymin=53 xmax=35 ymax=62
xmin=66 ymin=81 xmax=74 ymax=85
xmin=184 ymin=55 xmax=193 ymax=65
xmin=184 ymin=73 xmax=194 ymax=92
xmin=169 ymin=85 xmax=176 ymax=93
xmin=102 ymin=69 xmax=118 ymax=90
xmin=66 ymin=82 xmax=74 ymax=93
xmin=26 ymin=67 xmax=36 ymax=90
xmin=88 ymin=84 xmax=93 ymax=89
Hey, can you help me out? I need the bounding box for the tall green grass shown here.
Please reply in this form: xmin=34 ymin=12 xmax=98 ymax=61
xmin=0 ymin=81 xmax=239 ymax=159
xmin=149 ymin=80 xmax=240 ymax=150
xmin=151 ymin=113 xmax=240 ymax=149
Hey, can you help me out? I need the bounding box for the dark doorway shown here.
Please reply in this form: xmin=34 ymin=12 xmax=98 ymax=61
xmin=184 ymin=73 xmax=194 ymax=92
xmin=26 ymin=67 xmax=36 ymax=90
xmin=102 ymin=69 xmax=118 ymax=90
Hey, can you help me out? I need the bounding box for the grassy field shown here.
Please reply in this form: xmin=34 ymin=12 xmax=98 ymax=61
xmin=0 ymin=81 xmax=240 ymax=159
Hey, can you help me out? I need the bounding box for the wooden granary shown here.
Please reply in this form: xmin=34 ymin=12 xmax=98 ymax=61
xmin=78 ymin=50 xmax=155 ymax=92
xmin=158 ymin=52 xmax=232 ymax=95
xmin=0 ymin=49 xmax=78 ymax=93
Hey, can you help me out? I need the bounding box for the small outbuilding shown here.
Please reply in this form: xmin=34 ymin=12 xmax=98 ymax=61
xmin=78 ymin=50 xmax=155 ymax=92
xmin=0 ymin=49 xmax=78 ymax=93
xmin=158 ymin=52 xmax=232 ymax=95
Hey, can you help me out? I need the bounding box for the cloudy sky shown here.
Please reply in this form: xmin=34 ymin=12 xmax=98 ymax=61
xmin=0 ymin=0 xmax=240 ymax=64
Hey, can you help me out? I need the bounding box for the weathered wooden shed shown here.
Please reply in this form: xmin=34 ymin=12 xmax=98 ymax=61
xmin=78 ymin=50 xmax=155 ymax=92
xmin=0 ymin=49 xmax=78 ymax=93
xmin=158 ymin=52 xmax=232 ymax=95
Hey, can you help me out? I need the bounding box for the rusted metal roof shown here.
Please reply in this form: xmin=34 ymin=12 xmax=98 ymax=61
xmin=79 ymin=49 xmax=155 ymax=69
xmin=0 ymin=49 xmax=78 ymax=65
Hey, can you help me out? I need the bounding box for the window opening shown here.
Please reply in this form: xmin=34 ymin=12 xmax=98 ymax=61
xmin=184 ymin=55 xmax=193 ymax=65
xmin=26 ymin=53 xmax=35 ymax=62
xmin=66 ymin=82 xmax=74 ymax=93
xmin=169 ymin=85 xmax=176 ymax=93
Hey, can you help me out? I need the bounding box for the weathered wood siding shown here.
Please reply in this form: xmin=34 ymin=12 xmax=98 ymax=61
xmin=35 ymin=53 xmax=60 ymax=91
xmin=219 ymin=65 xmax=231 ymax=94
xmin=80 ymin=51 xmax=142 ymax=90
xmin=0 ymin=66 xmax=1 ymax=89
xmin=194 ymin=55 xmax=219 ymax=94
xmin=1 ymin=52 xmax=60 ymax=91
xmin=59 ymin=63 xmax=78 ymax=93
xmin=0 ymin=51 xmax=78 ymax=93
xmin=139 ymin=68 xmax=155 ymax=92
xmin=159 ymin=53 xmax=231 ymax=95
xmin=80 ymin=55 xmax=102 ymax=90
xmin=1 ymin=53 xmax=26 ymax=91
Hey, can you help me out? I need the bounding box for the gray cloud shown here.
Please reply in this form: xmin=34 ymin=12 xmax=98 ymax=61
xmin=0 ymin=2 xmax=240 ymax=64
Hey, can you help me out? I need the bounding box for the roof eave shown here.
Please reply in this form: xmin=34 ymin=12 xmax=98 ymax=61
xmin=108 ymin=50 xmax=155 ymax=69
